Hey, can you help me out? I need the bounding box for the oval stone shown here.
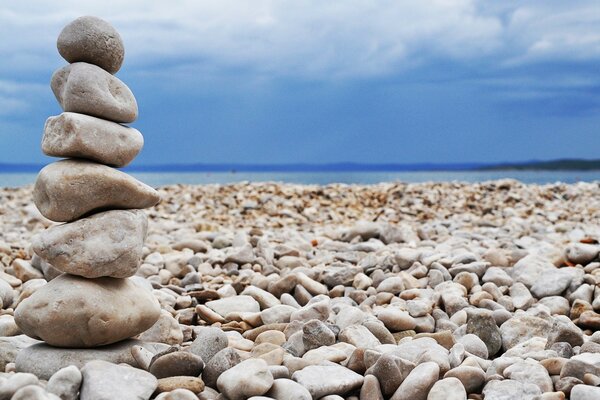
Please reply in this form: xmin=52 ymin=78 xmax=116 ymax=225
xmin=31 ymin=210 xmax=148 ymax=278
xmin=42 ymin=112 xmax=143 ymax=167
xmin=51 ymin=62 xmax=138 ymax=123
xmin=33 ymin=159 xmax=160 ymax=222
xmin=14 ymin=274 xmax=160 ymax=347
xmin=57 ymin=16 xmax=125 ymax=74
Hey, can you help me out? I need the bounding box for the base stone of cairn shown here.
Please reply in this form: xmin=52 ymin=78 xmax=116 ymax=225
xmin=14 ymin=16 xmax=163 ymax=376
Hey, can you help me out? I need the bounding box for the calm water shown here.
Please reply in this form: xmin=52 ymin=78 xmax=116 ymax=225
xmin=1 ymin=171 xmax=600 ymax=188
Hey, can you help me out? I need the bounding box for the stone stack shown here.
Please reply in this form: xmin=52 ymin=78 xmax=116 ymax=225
xmin=14 ymin=16 xmax=161 ymax=348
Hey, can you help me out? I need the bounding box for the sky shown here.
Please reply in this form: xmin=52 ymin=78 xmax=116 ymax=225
xmin=1 ymin=1 xmax=599 ymax=166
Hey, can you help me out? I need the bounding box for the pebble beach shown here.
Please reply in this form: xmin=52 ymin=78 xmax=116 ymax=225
xmin=1 ymin=180 xmax=600 ymax=399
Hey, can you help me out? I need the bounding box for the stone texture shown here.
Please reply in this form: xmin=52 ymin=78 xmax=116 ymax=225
xmin=33 ymin=159 xmax=160 ymax=222
xmin=149 ymin=351 xmax=204 ymax=378
xmin=57 ymin=16 xmax=124 ymax=74
xmin=10 ymin=385 xmax=61 ymax=400
xmin=80 ymin=360 xmax=157 ymax=400
xmin=188 ymin=327 xmax=229 ymax=364
xmin=390 ymin=361 xmax=439 ymax=400
xmin=155 ymin=377 xmax=205 ymax=394
xmin=217 ymin=358 xmax=274 ymax=400
xmin=14 ymin=274 xmax=160 ymax=347
xmin=46 ymin=365 xmax=82 ymax=400
xmin=426 ymin=377 xmax=466 ymax=400
xmin=482 ymin=379 xmax=542 ymax=400
xmin=292 ymin=365 xmax=364 ymax=398
xmin=206 ymin=295 xmax=261 ymax=317
xmin=466 ymin=311 xmax=502 ymax=356
xmin=203 ymin=347 xmax=241 ymax=389
xmin=42 ymin=112 xmax=143 ymax=167
xmin=137 ymin=309 xmax=183 ymax=345
xmin=266 ymin=378 xmax=312 ymax=400
xmin=32 ymin=209 xmax=147 ymax=278
xmin=51 ymin=62 xmax=137 ymax=123
xmin=571 ymin=384 xmax=600 ymax=400
xmin=15 ymin=339 xmax=162 ymax=380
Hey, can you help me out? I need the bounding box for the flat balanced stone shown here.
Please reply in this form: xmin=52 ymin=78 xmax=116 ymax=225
xmin=34 ymin=159 xmax=160 ymax=222
xmin=14 ymin=274 xmax=160 ymax=347
xmin=57 ymin=16 xmax=125 ymax=74
xmin=42 ymin=112 xmax=143 ymax=167
xmin=15 ymin=339 xmax=158 ymax=380
xmin=32 ymin=209 xmax=148 ymax=278
xmin=51 ymin=62 xmax=138 ymax=123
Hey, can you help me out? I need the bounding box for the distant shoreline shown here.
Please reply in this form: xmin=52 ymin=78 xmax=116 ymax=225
xmin=1 ymin=159 xmax=600 ymax=173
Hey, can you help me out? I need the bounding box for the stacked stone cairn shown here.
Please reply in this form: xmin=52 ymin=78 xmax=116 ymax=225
xmin=14 ymin=16 xmax=161 ymax=349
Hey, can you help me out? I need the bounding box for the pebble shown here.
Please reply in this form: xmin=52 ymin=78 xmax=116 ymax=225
xmin=188 ymin=327 xmax=229 ymax=364
xmin=292 ymin=365 xmax=364 ymax=398
xmin=15 ymin=274 xmax=160 ymax=347
xmin=46 ymin=365 xmax=82 ymax=400
xmin=156 ymin=377 xmax=205 ymax=394
xmin=10 ymin=385 xmax=61 ymax=400
xmin=426 ymin=377 xmax=466 ymax=400
xmin=31 ymin=209 xmax=148 ymax=278
xmin=217 ymin=358 xmax=274 ymax=400
xmin=571 ymin=384 xmax=600 ymax=400
xmin=33 ymin=159 xmax=159 ymax=222
xmin=390 ymin=361 xmax=439 ymax=400
xmin=482 ymin=379 xmax=542 ymax=399
xmin=57 ymin=16 xmax=124 ymax=74
xmin=42 ymin=112 xmax=143 ymax=167
xmin=80 ymin=360 xmax=157 ymax=400
xmin=149 ymin=350 xmax=205 ymax=378
xmin=206 ymin=295 xmax=261 ymax=317
xmin=266 ymin=378 xmax=312 ymax=400
xmin=51 ymin=62 xmax=137 ymax=123
xmin=138 ymin=309 xmax=184 ymax=345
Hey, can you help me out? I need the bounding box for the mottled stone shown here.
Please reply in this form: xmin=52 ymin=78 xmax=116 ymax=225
xmin=42 ymin=112 xmax=143 ymax=167
xmin=482 ymin=379 xmax=542 ymax=400
xmin=15 ymin=274 xmax=160 ymax=347
xmin=57 ymin=16 xmax=124 ymax=74
xmin=34 ymin=159 xmax=159 ymax=222
xmin=32 ymin=209 xmax=147 ymax=278
xmin=188 ymin=327 xmax=229 ymax=364
xmin=51 ymin=62 xmax=137 ymax=123
xmin=203 ymin=347 xmax=242 ymax=389
xmin=80 ymin=360 xmax=157 ymax=400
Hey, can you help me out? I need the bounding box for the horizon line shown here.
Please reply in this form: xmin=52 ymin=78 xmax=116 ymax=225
xmin=1 ymin=158 xmax=600 ymax=173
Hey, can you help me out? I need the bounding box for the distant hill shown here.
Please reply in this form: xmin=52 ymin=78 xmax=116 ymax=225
xmin=1 ymin=159 xmax=600 ymax=173
xmin=478 ymin=159 xmax=600 ymax=171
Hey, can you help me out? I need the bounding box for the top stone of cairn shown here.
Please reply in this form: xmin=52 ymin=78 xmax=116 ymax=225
xmin=57 ymin=16 xmax=125 ymax=74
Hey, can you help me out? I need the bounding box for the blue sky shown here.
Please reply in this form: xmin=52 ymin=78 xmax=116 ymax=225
xmin=1 ymin=1 xmax=599 ymax=165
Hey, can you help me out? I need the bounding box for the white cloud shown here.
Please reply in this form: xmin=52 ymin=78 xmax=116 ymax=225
xmin=0 ymin=1 xmax=598 ymax=79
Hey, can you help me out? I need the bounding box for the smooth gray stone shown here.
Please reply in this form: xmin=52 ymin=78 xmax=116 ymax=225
xmin=14 ymin=274 xmax=160 ymax=347
xmin=0 ymin=335 xmax=41 ymax=370
xmin=32 ymin=209 xmax=148 ymax=278
xmin=51 ymin=62 xmax=137 ymax=123
xmin=57 ymin=16 xmax=124 ymax=74
xmin=33 ymin=159 xmax=160 ymax=222
xmin=15 ymin=339 xmax=151 ymax=380
xmin=42 ymin=112 xmax=143 ymax=167
xmin=80 ymin=360 xmax=157 ymax=400
xmin=46 ymin=365 xmax=82 ymax=400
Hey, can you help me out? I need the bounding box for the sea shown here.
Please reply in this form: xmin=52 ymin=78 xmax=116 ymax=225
xmin=1 ymin=170 xmax=600 ymax=188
